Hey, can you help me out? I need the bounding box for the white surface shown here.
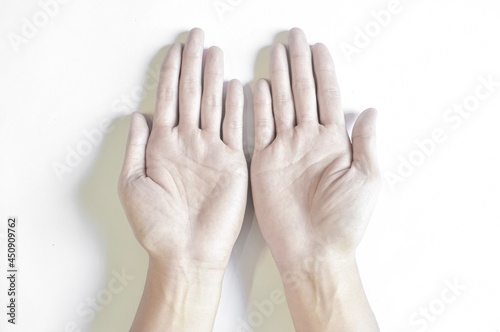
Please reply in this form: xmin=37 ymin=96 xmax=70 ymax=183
xmin=1 ymin=0 xmax=500 ymax=331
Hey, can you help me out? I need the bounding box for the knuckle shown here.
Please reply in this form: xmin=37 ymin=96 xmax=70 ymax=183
xmin=157 ymin=85 xmax=177 ymax=101
xmin=256 ymin=118 xmax=273 ymax=128
xmin=226 ymin=100 xmax=244 ymax=109
xmin=227 ymin=119 xmax=242 ymax=130
xmin=254 ymin=97 xmax=271 ymax=106
xmin=290 ymin=53 xmax=311 ymax=61
xmin=274 ymin=91 xmax=293 ymax=105
xmin=271 ymin=68 xmax=289 ymax=76
xmin=160 ymin=64 xmax=180 ymax=76
xmin=320 ymin=87 xmax=341 ymax=100
xmin=204 ymin=94 xmax=222 ymax=107
xmin=180 ymin=77 xmax=201 ymax=94
xmin=298 ymin=114 xmax=316 ymax=123
xmin=293 ymin=77 xmax=315 ymax=91
xmin=183 ymin=50 xmax=202 ymax=60
xmin=276 ymin=117 xmax=294 ymax=128
xmin=204 ymin=70 xmax=223 ymax=80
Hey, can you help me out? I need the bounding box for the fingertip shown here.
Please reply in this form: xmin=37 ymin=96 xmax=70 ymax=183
xmin=312 ymin=42 xmax=329 ymax=55
xmin=289 ymin=28 xmax=308 ymax=45
xmin=253 ymin=79 xmax=271 ymax=105
xmin=272 ymin=43 xmax=286 ymax=55
xmin=359 ymin=108 xmax=378 ymax=128
xmin=208 ymin=45 xmax=223 ymax=58
xmin=352 ymin=107 xmax=379 ymax=175
xmin=289 ymin=27 xmax=304 ymax=36
xmin=364 ymin=107 xmax=378 ymax=116
xmin=189 ymin=27 xmax=205 ymax=38
xmin=130 ymin=112 xmax=144 ymax=129
xmin=229 ymin=78 xmax=243 ymax=91
xmin=254 ymin=78 xmax=269 ymax=92
xmin=131 ymin=111 xmax=143 ymax=121
xmin=136 ymin=110 xmax=151 ymax=123
xmin=227 ymin=79 xmax=244 ymax=106
xmin=184 ymin=27 xmax=205 ymax=50
xmin=168 ymin=42 xmax=182 ymax=54
xmin=129 ymin=112 xmax=151 ymax=138
xmin=355 ymin=108 xmax=378 ymax=132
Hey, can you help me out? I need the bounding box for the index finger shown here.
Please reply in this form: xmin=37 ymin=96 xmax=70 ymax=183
xmin=153 ymin=42 xmax=182 ymax=130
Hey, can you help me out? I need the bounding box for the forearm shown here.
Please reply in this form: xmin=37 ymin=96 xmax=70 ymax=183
xmin=280 ymin=255 xmax=379 ymax=332
xmin=130 ymin=257 xmax=225 ymax=332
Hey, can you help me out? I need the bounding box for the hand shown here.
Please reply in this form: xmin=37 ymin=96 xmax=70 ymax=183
xmin=119 ymin=28 xmax=247 ymax=271
xmin=251 ymin=28 xmax=380 ymax=331
xmin=251 ymin=28 xmax=380 ymax=270
xmin=118 ymin=28 xmax=247 ymax=331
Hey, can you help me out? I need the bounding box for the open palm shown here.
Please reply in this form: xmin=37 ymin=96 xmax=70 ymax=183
xmin=118 ymin=29 xmax=247 ymax=271
xmin=251 ymin=28 xmax=381 ymax=270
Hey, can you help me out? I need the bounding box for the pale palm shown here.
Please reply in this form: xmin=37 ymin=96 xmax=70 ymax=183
xmin=118 ymin=29 xmax=247 ymax=270
xmin=251 ymin=28 xmax=381 ymax=269
xmin=140 ymin=129 xmax=247 ymax=263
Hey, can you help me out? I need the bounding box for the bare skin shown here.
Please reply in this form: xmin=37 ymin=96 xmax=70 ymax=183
xmin=118 ymin=27 xmax=380 ymax=331
xmin=251 ymin=28 xmax=381 ymax=331
xmin=118 ymin=28 xmax=247 ymax=332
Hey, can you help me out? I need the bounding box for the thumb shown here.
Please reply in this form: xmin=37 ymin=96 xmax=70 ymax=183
xmin=120 ymin=112 xmax=150 ymax=181
xmin=351 ymin=108 xmax=379 ymax=175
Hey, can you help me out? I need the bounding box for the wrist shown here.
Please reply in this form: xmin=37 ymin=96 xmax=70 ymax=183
xmin=130 ymin=257 xmax=225 ymax=332
xmin=279 ymin=254 xmax=359 ymax=331
xmin=279 ymin=252 xmax=357 ymax=296
xmin=277 ymin=254 xmax=379 ymax=332
xmin=148 ymin=256 xmax=226 ymax=286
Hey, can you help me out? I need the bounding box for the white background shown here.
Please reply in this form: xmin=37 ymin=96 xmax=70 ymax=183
xmin=1 ymin=0 xmax=500 ymax=331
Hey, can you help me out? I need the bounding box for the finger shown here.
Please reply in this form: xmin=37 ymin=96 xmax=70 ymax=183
xmin=270 ymin=43 xmax=295 ymax=132
xmin=253 ymin=79 xmax=275 ymax=150
xmin=120 ymin=112 xmax=150 ymax=181
xmin=312 ymin=43 xmax=345 ymax=127
xmin=201 ymin=46 xmax=224 ymax=133
xmin=288 ymin=28 xmax=318 ymax=124
xmin=178 ymin=27 xmax=204 ymax=129
xmin=352 ymin=108 xmax=379 ymax=175
xmin=222 ymin=79 xmax=244 ymax=150
xmin=153 ymin=43 xmax=182 ymax=130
